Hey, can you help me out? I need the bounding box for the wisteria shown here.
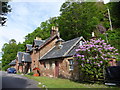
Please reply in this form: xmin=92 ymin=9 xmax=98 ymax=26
xmin=75 ymin=38 xmax=119 ymax=81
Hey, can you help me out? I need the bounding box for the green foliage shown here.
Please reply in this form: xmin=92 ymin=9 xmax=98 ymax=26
xmin=107 ymin=2 xmax=120 ymax=28
xmin=25 ymin=75 xmax=109 ymax=88
xmin=27 ymin=72 xmax=34 ymax=76
xmin=75 ymin=38 xmax=119 ymax=81
xmin=2 ymin=39 xmax=18 ymax=68
xmin=18 ymin=42 xmax=25 ymax=52
xmin=58 ymin=1 xmax=107 ymax=40
xmin=98 ymin=29 xmax=120 ymax=54
xmin=0 ymin=1 xmax=11 ymax=26
xmin=2 ymin=65 xmax=10 ymax=71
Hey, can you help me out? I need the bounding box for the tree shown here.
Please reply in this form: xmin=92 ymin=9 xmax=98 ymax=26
xmin=75 ymin=38 xmax=119 ymax=81
xmin=17 ymin=42 xmax=25 ymax=52
xmin=58 ymin=1 xmax=107 ymax=40
xmin=2 ymin=39 xmax=18 ymax=70
xmin=99 ymin=29 xmax=120 ymax=53
xmin=0 ymin=1 xmax=11 ymax=26
xmin=107 ymin=2 xmax=120 ymax=28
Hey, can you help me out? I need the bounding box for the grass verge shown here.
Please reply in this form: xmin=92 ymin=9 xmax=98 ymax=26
xmin=23 ymin=75 xmax=117 ymax=88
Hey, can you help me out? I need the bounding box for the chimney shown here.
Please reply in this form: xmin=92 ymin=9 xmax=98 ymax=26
xmin=92 ymin=32 xmax=95 ymax=37
xmin=35 ymin=37 xmax=42 ymax=40
xmin=91 ymin=32 xmax=96 ymax=40
xmin=50 ymin=26 xmax=59 ymax=37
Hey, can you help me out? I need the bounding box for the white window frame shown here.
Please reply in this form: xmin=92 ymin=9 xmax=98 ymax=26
xmin=68 ymin=59 xmax=74 ymax=70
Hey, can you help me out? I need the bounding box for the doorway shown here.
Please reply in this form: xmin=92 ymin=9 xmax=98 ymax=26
xmin=55 ymin=61 xmax=59 ymax=77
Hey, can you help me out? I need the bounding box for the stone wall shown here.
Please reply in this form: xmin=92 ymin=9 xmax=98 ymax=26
xmin=31 ymin=51 xmax=39 ymax=73
xmin=39 ymin=60 xmax=57 ymax=77
xmin=15 ymin=60 xmax=23 ymax=73
xmin=38 ymin=57 xmax=79 ymax=80
xmin=31 ymin=38 xmax=58 ymax=74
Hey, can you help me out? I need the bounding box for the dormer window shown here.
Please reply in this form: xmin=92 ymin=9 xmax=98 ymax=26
xmin=58 ymin=44 xmax=63 ymax=49
xmin=55 ymin=38 xmax=64 ymax=49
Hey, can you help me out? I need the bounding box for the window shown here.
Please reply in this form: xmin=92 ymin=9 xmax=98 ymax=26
xmin=49 ymin=61 xmax=52 ymax=68
xmin=69 ymin=59 xmax=74 ymax=70
xmin=43 ymin=62 xmax=46 ymax=68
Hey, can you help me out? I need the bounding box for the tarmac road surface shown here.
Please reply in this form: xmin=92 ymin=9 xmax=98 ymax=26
xmin=1 ymin=71 xmax=39 ymax=89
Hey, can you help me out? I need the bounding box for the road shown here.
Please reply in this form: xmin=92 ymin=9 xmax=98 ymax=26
xmin=1 ymin=71 xmax=39 ymax=89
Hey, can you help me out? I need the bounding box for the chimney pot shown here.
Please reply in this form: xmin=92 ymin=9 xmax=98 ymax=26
xmin=51 ymin=26 xmax=59 ymax=37
xmin=35 ymin=37 xmax=42 ymax=40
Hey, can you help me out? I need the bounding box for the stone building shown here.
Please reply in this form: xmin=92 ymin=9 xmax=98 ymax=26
xmin=9 ymin=60 xmax=16 ymax=68
xmin=9 ymin=26 xmax=85 ymax=80
xmin=28 ymin=26 xmax=86 ymax=80
xmin=11 ymin=52 xmax=32 ymax=73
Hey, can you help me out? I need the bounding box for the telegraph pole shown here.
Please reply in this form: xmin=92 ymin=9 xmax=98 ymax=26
xmin=107 ymin=8 xmax=113 ymax=31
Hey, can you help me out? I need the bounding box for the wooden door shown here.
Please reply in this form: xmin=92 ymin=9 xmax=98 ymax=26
xmin=55 ymin=61 xmax=59 ymax=77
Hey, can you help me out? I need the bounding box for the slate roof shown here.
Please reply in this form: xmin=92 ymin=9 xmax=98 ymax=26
xmin=34 ymin=40 xmax=45 ymax=47
xmin=38 ymin=35 xmax=59 ymax=49
xmin=26 ymin=44 xmax=32 ymax=51
xmin=40 ymin=37 xmax=84 ymax=60
xmin=17 ymin=52 xmax=24 ymax=63
xmin=22 ymin=53 xmax=32 ymax=62
xmin=9 ymin=60 xmax=16 ymax=66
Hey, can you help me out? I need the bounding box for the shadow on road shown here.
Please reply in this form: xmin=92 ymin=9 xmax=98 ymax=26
xmin=1 ymin=71 xmax=39 ymax=89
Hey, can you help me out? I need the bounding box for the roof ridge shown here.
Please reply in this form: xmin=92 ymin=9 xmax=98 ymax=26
xmin=62 ymin=37 xmax=81 ymax=44
xmin=38 ymin=35 xmax=58 ymax=49
xmin=63 ymin=36 xmax=83 ymax=56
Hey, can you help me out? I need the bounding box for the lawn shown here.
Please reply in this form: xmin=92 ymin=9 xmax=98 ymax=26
xmin=24 ymin=75 xmax=114 ymax=88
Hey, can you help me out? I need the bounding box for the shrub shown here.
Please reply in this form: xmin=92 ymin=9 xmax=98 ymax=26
xmin=75 ymin=38 xmax=119 ymax=81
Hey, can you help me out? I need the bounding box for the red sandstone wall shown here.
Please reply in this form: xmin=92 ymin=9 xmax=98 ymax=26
xmin=31 ymin=38 xmax=58 ymax=74
xmin=39 ymin=57 xmax=79 ymax=80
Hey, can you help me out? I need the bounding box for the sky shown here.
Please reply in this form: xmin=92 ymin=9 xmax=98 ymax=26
xmin=0 ymin=0 xmax=110 ymax=55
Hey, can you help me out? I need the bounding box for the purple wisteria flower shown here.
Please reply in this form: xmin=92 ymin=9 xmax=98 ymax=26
xmin=104 ymin=58 xmax=108 ymax=60
xmin=81 ymin=64 xmax=84 ymax=67
xmin=115 ymin=53 xmax=119 ymax=55
xmin=100 ymin=61 xmax=103 ymax=63
xmin=76 ymin=54 xmax=81 ymax=57
xmin=88 ymin=50 xmax=90 ymax=51
xmin=97 ymin=64 xmax=100 ymax=67
xmin=81 ymin=55 xmax=84 ymax=57
xmin=77 ymin=49 xmax=80 ymax=51
xmin=75 ymin=38 xmax=119 ymax=81
xmin=98 ymin=48 xmax=102 ymax=51
xmin=101 ymin=40 xmax=105 ymax=42
xmin=103 ymin=43 xmax=106 ymax=45
xmin=82 ymin=58 xmax=85 ymax=60
xmin=102 ymin=54 xmax=106 ymax=56
xmin=101 ymin=56 xmax=104 ymax=59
